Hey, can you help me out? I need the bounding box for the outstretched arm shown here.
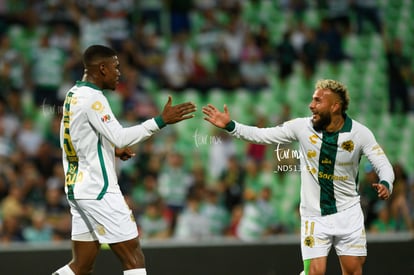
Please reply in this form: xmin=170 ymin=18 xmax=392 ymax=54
xmin=161 ymin=96 xmax=196 ymax=125
xmin=202 ymin=104 xmax=231 ymax=128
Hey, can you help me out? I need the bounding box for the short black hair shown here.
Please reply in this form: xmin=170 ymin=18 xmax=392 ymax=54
xmin=83 ymin=45 xmax=117 ymax=67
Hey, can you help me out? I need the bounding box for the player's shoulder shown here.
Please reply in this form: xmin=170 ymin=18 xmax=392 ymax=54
xmin=349 ymin=117 xmax=372 ymax=133
xmin=282 ymin=117 xmax=312 ymax=128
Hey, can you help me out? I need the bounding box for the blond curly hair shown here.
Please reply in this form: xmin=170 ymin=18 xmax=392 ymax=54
xmin=315 ymin=79 xmax=350 ymax=113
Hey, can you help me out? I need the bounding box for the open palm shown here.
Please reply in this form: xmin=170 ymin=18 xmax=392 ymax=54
xmin=202 ymin=104 xmax=231 ymax=128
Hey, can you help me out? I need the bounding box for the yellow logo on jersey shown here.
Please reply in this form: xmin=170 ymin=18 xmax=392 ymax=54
xmin=372 ymin=144 xmax=385 ymax=155
xmin=309 ymin=134 xmax=318 ymax=144
xmin=341 ymin=140 xmax=354 ymax=152
xmin=92 ymin=101 xmax=105 ymax=112
xmin=307 ymin=150 xmax=317 ymax=158
xmin=321 ymin=158 xmax=332 ymax=164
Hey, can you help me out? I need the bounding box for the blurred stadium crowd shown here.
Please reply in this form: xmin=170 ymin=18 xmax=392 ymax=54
xmin=0 ymin=0 xmax=413 ymax=243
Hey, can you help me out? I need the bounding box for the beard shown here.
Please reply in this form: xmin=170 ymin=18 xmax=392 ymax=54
xmin=312 ymin=111 xmax=331 ymax=132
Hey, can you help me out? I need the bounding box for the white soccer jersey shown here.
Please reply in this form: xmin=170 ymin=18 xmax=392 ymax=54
xmin=227 ymin=116 xmax=394 ymax=217
xmin=60 ymin=81 xmax=163 ymax=200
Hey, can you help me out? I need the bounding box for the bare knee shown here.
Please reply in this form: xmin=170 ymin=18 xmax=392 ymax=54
xmin=110 ymin=238 xmax=146 ymax=270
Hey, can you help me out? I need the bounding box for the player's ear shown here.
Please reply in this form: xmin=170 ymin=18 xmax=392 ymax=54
xmin=99 ymin=62 xmax=106 ymax=75
xmin=331 ymin=101 xmax=341 ymax=113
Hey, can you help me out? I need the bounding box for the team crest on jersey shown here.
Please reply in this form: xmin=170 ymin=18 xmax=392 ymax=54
xmin=304 ymin=236 xmax=315 ymax=248
xmin=341 ymin=140 xmax=354 ymax=152
xmin=101 ymin=114 xmax=111 ymax=123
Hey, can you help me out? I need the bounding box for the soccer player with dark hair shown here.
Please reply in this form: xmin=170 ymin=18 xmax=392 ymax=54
xmin=53 ymin=45 xmax=196 ymax=275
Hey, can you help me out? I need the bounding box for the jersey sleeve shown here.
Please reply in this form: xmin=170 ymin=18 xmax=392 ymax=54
xmin=85 ymin=94 xmax=161 ymax=148
xmin=227 ymin=118 xmax=301 ymax=145
xmin=360 ymin=126 xmax=395 ymax=193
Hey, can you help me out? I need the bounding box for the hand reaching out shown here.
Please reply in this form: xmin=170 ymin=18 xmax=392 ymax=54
xmin=161 ymin=96 xmax=197 ymax=124
xmin=372 ymin=183 xmax=391 ymax=200
xmin=202 ymin=104 xmax=231 ymax=128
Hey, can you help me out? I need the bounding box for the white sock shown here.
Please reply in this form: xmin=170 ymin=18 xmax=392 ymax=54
xmin=52 ymin=265 xmax=75 ymax=275
xmin=123 ymin=268 xmax=147 ymax=275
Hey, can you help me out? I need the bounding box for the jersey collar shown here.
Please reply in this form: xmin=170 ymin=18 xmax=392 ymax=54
xmin=76 ymin=80 xmax=102 ymax=91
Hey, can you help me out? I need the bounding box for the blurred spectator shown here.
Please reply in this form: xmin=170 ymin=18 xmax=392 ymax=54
xmin=200 ymin=187 xmax=230 ymax=236
xmin=225 ymin=204 xmax=243 ymax=237
xmin=30 ymin=32 xmax=67 ymax=108
xmin=162 ymin=32 xmax=194 ymax=91
xmin=44 ymin=115 xmax=64 ymax=159
xmin=208 ymin=128 xmax=237 ymax=181
xmin=236 ymin=186 xmax=280 ymax=241
xmin=7 ymin=8 xmax=45 ymax=63
xmin=166 ymin=0 xmax=193 ymax=35
xmin=369 ymin=201 xmax=397 ymax=233
xmin=0 ymin=215 xmax=25 ymax=243
xmin=324 ymin=0 xmax=352 ymax=35
xmin=139 ymin=199 xmax=171 ymax=239
xmin=1 ymin=184 xmax=28 ymax=221
xmin=316 ymin=17 xmax=349 ymax=64
xmin=275 ymin=31 xmax=297 ymax=83
xmin=188 ymin=49 xmax=216 ymax=93
xmin=240 ymin=33 xmax=268 ymax=92
xmin=44 ymin=183 xmax=70 ymax=240
xmin=253 ymin=24 xmax=274 ymax=63
xmin=388 ymin=164 xmax=413 ymax=231
xmin=19 ymin=159 xmax=45 ymax=208
xmin=48 ymin=22 xmax=75 ymax=54
xmin=22 ymin=209 xmax=53 ymax=243
xmin=0 ymin=100 xmax=20 ymax=140
xmin=218 ymin=155 xmax=246 ymax=212
xmin=131 ymin=172 xmax=162 ymax=216
xmin=219 ymin=14 xmax=246 ymax=62
xmin=352 ymin=0 xmax=383 ymax=35
xmin=214 ymin=45 xmax=242 ymax=90
xmin=174 ymin=191 xmax=211 ymax=240
xmin=300 ymin=27 xmax=320 ymax=80
xmin=384 ymin=37 xmax=411 ymax=114
xmin=67 ymin=3 xmax=109 ymax=51
xmin=246 ymin=114 xmax=269 ymax=165
xmin=16 ymin=118 xmax=43 ymax=157
xmin=360 ymin=163 xmax=380 ymax=228
xmin=0 ymin=34 xmax=27 ymax=92
xmin=244 ymin=158 xmax=264 ymax=196
xmin=158 ymin=151 xmax=192 ymax=231
xmin=137 ymin=0 xmax=164 ymax=35
xmin=100 ymin=0 xmax=133 ymax=51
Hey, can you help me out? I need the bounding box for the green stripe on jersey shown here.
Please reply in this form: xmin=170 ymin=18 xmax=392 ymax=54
xmin=318 ymin=131 xmax=339 ymax=215
xmin=96 ymin=136 xmax=109 ymax=200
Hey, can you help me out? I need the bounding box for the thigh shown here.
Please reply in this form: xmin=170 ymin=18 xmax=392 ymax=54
xmin=73 ymin=193 xmax=139 ymax=244
xmin=333 ymin=205 xmax=367 ymax=257
xmin=110 ymin=237 xmax=146 ymax=270
xmin=70 ymin=240 xmax=101 ymax=275
xmin=301 ymin=216 xmax=333 ymax=261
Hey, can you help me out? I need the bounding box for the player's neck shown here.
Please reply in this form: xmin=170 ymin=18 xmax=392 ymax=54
xmin=325 ymin=115 xmax=344 ymax=133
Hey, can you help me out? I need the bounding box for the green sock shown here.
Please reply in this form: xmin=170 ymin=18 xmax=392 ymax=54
xmin=303 ymin=259 xmax=311 ymax=275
